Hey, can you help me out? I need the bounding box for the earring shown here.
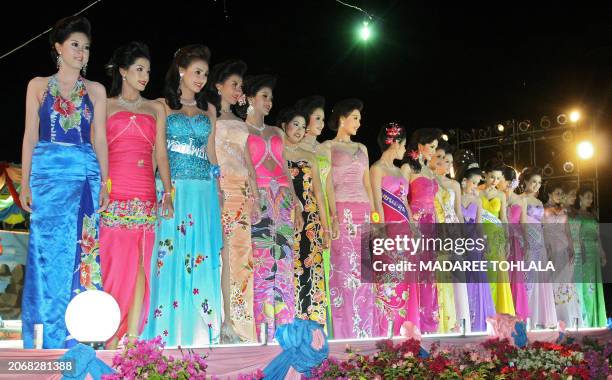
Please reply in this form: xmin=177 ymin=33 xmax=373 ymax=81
xmin=81 ymin=63 xmax=87 ymax=76
xmin=217 ymin=89 xmax=222 ymax=95
xmin=246 ymin=103 xmax=254 ymax=115
xmin=56 ymin=54 xmax=62 ymax=69
xmin=122 ymin=76 xmax=126 ymax=81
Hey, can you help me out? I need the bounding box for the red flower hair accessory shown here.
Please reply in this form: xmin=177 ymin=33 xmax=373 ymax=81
xmin=384 ymin=122 xmax=402 ymax=145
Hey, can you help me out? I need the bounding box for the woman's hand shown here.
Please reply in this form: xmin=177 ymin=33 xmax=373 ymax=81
xmin=98 ymin=183 xmax=110 ymax=212
xmin=161 ymin=194 xmax=174 ymax=219
xmin=19 ymin=185 xmax=32 ymax=213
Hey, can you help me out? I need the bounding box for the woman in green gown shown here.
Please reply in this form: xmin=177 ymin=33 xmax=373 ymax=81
xmin=572 ymin=186 xmax=606 ymax=327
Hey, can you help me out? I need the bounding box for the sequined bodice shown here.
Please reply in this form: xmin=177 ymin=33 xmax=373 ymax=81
xmin=526 ymin=204 xmax=544 ymax=223
xmin=165 ymin=113 xmax=215 ymax=179
xmin=579 ymin=215 xmax=600 ymax=242
xmin=39 ymin=75 xmax=93 ymax=145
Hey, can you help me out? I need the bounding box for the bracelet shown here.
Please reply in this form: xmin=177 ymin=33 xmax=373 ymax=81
xmin=371 ymin=212 xmax=381 ymax=223
xmin=211 ymin=164 xmax=221 ymax=179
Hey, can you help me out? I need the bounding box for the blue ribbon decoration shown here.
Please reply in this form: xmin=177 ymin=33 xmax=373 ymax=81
xmin=511 ymin=321 xmax=528 ymax=348
xmin=263 ymin=319 xmax=329 ymax=380
xmin=60 ymin=344 xmax=115 ymax=380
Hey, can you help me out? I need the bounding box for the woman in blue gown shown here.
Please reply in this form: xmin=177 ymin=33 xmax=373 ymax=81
xmin=142 ymin=45 xmax=223 ymax=346
xmin=20 ymin=16 xmax=109 ymax=349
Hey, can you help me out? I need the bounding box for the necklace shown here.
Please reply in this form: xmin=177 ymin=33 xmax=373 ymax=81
xmin=246 ymin=121 xmax=265 ymax=132
xmin=118 ymin=95 xmax=143 ymax=110
xmin=180 ymin=98 xmax=197 ymax=107
xmin=221 ymin=108 xmax=233 ymax=113
xmin=286 ymin=144 xmax=300 ymax=152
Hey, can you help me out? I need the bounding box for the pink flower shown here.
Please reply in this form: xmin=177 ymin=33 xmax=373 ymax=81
xmin=173 ymin=301 xmax=179 ymax=309
xmin=193 ymin=288 xmax=199 ymax=295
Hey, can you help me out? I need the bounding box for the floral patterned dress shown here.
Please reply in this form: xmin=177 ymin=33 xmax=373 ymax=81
xmin=289 ymin=159 xmax=326 ymax=326
xmin=22 ymin=75 xmax=103 ymax=348
xmin=142 ymin=113 xmax=223 ymax=346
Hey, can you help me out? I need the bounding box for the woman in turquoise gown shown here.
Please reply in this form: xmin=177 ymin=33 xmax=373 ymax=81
xmin=143 ymin=45 xmax=223 ymax=346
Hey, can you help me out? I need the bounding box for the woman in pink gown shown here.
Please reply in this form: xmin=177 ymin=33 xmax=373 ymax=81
xmin=400 ymin=128 xmax=442 ymax=333
xmin=99 ymin=43 xmax=173 ymax=348
xmin=370 ymin=122 xmax=419 ymax=335
xmin=518 ymin=167 xmax=558 ymax=329
xmin=499 ymin=165 xmax=530 ymax=321
xmin=324 ymin=99 xmax=380 ymax=339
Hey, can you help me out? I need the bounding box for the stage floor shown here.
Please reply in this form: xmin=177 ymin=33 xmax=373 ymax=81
xmin=0 ymin=327 xmax=610 ymax=379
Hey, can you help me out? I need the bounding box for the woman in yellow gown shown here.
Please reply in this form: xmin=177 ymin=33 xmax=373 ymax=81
xmin=481 ymin=161 xmax=515 ymax=315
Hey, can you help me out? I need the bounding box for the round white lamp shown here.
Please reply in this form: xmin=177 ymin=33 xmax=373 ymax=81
xmin=65 ymin=290 xmax=120 ymax=348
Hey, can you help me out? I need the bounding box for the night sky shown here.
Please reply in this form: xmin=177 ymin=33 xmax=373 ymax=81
xmin=1 ymin=1 xmax=611 ymax=221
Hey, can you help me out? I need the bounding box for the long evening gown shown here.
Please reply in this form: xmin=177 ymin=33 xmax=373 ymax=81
xmin=573 ymin=213 xmax=606 ymax=327
xmin=216 ymin=119 xmax=256 ymax=342
xmin=376 ymin=175 xmax=420 ymax=335
xmin=524 ymin=204 xmax=558 ymax=328
xmin=100 ymin=112 xmax=157 ymax=342
xmin=462 ymin=202 xmax=496 ymax=332
xmin=481 ymin=196 xmax=515 ymax=315
xmin=408 ymin=176 xmax=439 ymax=333
xmin=507 ymin=204 xmax=530 ymax=320
xmin=289 ymin=159 xmax=326 ymax=327
xmin=329 ymin=146 xmax=380 ymax=338
xmin=143 ymin=113 xmax=223 ymax=346
xmin=543 ymin=207 xmax=581 ymax=327
xmin=248 ymin=133 xmax=295 ymax=341
xmin=22 ymin=75 xmax=103 ymax=348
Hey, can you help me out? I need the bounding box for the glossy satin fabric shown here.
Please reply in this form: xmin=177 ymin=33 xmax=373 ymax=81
xmin=22 ymin=76 xmax=102 ymax=349
xmin=377 ymin=175 xmax=420 ymax=335
xmin=143 ymin=113 xmax=222 ymax=346
xmin=408 ymin=176 xmax=439 ymax=333
xmin=525 ymin=205 xmax=558 ymax=328
xmin=507 ymin=204 xmax=530 ymax=320
xmin=574 ymin=214 xmax=607 ymax=327
xmin=329 ymin=147 xmax=380 ymax=339
xmin=100 ymin=112 xmax=157 ymax=343
xmin=481 ymin=196 xmax=515 ymax=316
xmin=462 ymin=202 xmax=496 ymax=332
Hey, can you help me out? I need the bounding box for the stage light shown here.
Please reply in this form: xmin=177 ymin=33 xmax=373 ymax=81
xmin=359 ymin=21 xmax=371 ymax=41
xmin=441 ymin=134 xmax=448 ymax=141
xmin=562 ymin=131 xmax=574 ymax=142
xmin=518 ymin=120 xmax=530 ymax=132
xmin=563 ymin=161 xmax=575 ymax=173
xmin=65 ymin=290 xmax=120 ymax=343
xmin=570 ymin=111 xmax=581 ymax=123
xmin=496 ymin=124 xmax=504 ymax=132
xmin=540 ymin=116 xmax=551 ymax=129
xmin=577 ymin=141 xmax=594 ymax=159
xmin=557 ymin=114 xmax=567 ymax=125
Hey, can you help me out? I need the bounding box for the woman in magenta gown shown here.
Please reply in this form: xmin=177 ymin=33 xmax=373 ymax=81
xmin=499 ymin=165 xmax=530 ymax=321
xmin=400 ymin=128 xmax=442 ymax=333
xmin=370 ymin=122 xmax=419 ymax=335
xmin=99 ymin=42 xmax=173 ymax=348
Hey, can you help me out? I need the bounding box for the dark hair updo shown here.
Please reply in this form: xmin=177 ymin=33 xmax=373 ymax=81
xmin=276 ymin=107 xmax=307 ymax=130
xmin=49 ymin=16 xmax=92 ymax=64
xmin=164 ymin=44 xmax=211 ymax=111
xmin=295 ymin=95 xmax=325 ymax=123
xmin=327 ymin=98 xmax=363 ymax=131
xmin=377 ymin=122 xmax=407 ymax=151
xmin=517 ymin=166 xmax=542 ymax=194
xmin=402 ymin=128 xmax=442 ymax=173
xmin=454 ymin=149 xmax=483 ymax=183
xmin=483 ymin=158 xmax=505 ymax=174
xmin=236 ymin=74 xmax=277 ymax=118
xmin=206 ymin=59 xmax=247 ymax=117
xmin=105 ymin=41 xmax=150 ymax=98
xmin=436 ymin=140 xmax=455 ymax=156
